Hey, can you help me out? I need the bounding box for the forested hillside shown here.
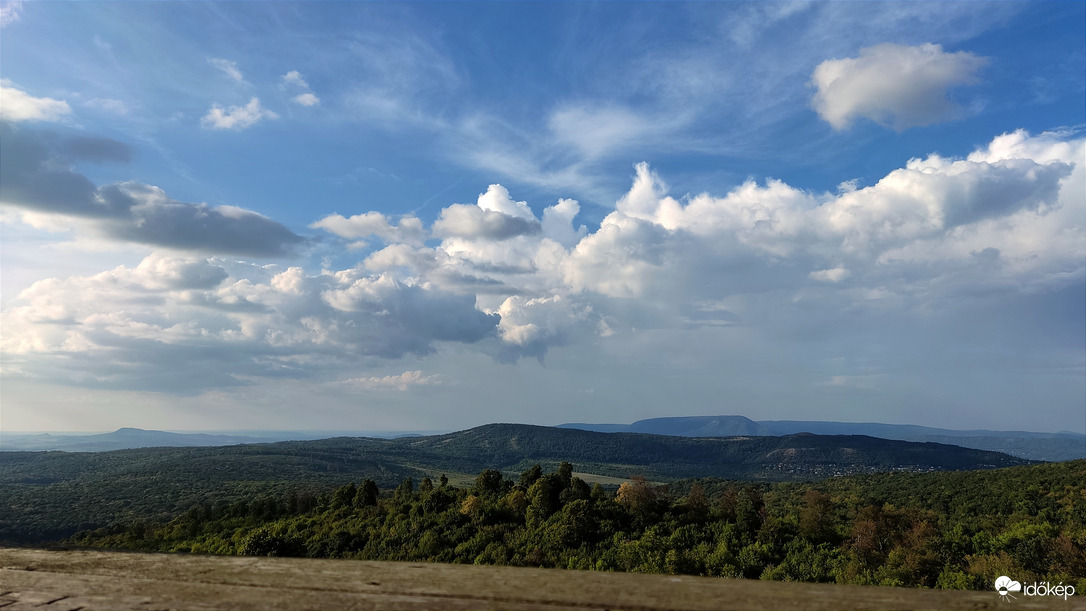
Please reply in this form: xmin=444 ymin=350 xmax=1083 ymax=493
xmin=385 ymin=424 xmax=1029 ymax=480
xmin=0 ymin=425 xmax=1028 ymax=544
xmin=561 ymin=416 xmax=1086 ymax=461
xmin=68 ymin=460 xmax=1085 ymax=592
xmin=0 ymin=443 xmax=414 ymax=543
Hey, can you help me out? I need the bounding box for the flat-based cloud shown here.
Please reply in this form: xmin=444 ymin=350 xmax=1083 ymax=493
xmin=3 ymin=128 xmax=1082 ymax=392
xmin=311 ymin=211 xmax=425 ymax=245
xmin=292 ymin=93 xmax=319 ymax=107
xmin=0 ymin=80 xmax=71 ymax=122
xmin=811 ymin=43 xmax=988 ymax=130
xmin=433 ymin=204 xmax=541 ymax=241
xmin=427 ymin=185 xmax=545 ymax=246
xmin=1 ymin=258 xmax=499 ymax=391
xmin=0 ymin=125 xmax=304 ymax=256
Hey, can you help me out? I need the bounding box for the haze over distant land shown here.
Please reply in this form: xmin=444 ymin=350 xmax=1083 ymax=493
xmin=3 ymin=417 xmax=1083 ymax=462
xmin=1 ymin=2 xmax=1083 ymax=434
xmin=558 ymin=415 xmax=1086 ymax=461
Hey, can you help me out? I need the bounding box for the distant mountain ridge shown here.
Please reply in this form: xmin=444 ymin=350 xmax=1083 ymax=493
xmin=759 ymin=420 xmax=1085 ymax=439
xmin=5 ymin=417 xmax=1082 ymax=462
xmin=562 ymin=415 xmax=774 ymax=437
xmin=0 ymin=428 xmax=433 ymax=452
xmin=0 ymin=424 xmax=1034 ymax=481
xmin=0 ymin=428 xmax=262 ymax=452
xmin=384 ymin=423 xmax=1030 ymax=481
xmin=558 ymin=416 xmax=1086 ymax=462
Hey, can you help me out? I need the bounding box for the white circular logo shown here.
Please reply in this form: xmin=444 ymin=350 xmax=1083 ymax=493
xmin=995 ymin=576 xmax=1022 ymax=601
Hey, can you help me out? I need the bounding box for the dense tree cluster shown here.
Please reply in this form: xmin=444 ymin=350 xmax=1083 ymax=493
xmin=0 ymin=426 xmax=1031 ymax=545
xmin=69 ymin=460 xmax=1085 ymax=591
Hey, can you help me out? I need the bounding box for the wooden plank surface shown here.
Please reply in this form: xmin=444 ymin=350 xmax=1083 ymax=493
xmin=1 ymin=547 xmax=1080 ymax=611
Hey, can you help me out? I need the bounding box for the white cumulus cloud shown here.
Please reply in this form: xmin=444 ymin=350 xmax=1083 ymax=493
xmin=292 ymin=93 xmax=320 ymax=107
xmin=495 ymin=294 xmax=595 ymax=360
xmin=811 ymin=43 xmax=988 ymax=130
xmin=431 ymin=185 xmax=542 ymax=241
xmin=0 ymin=81 xmax=71 ymax=122
xmin=0 ymin=255 xmax=498 ymax=391
xmin=311 ymin=211 xmax=424 ymax=245
xmin=281 ymin=70 xmax=309 ymax=88
xmin=4 ymin=127 xmax=1082 ymax=391
xmin=541 ymin=198 xmax=587 ymax=247
xmin=201 ymin=97 xmax=279 ymax=131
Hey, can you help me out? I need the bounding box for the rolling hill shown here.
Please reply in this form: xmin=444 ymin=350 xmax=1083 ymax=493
xmin=559 ymin=416 xmax=1086 ymax=461
xmin=389 ymin=423 xmax=1029 ymax=479
xmin=0 ymin=423 xmax=1030 ymax=544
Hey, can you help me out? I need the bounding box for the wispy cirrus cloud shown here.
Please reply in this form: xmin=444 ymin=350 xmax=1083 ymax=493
xmin=344 ymin=370 xmax=444 ymax=391
xmin=209 ymin=57 xmax=245 ymax=83
xmin=335 ymin=3 xmax=1024 ymax=202
xmin=84 ymin=98 xmax=128 ymax=115
xmin=0 ymin=1 xmax=22 ymax=28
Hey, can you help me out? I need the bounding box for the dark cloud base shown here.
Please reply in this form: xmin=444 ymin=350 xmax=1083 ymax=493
xmin=0 ymin=123 xmax=305 ymax=257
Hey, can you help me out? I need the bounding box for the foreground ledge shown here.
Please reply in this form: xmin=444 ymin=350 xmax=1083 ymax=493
xmin=0 ymin=547 xmax=1078 ymax=611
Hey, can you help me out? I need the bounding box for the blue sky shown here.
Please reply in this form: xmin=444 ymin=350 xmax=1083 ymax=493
xmin=1 ymin=1 xmax=1083 ymax=433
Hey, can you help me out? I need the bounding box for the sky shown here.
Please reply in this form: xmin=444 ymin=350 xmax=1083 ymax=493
xmin=1 ymin=1 xmax=1084 ymax=434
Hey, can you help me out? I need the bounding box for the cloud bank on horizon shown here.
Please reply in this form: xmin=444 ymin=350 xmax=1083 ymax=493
xmin=1 ymin=1 xmax=1083 ymax=433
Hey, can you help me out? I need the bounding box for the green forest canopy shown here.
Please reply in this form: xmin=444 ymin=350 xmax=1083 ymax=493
xmin=68 ymin=459 xmax=1086 ymax=591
